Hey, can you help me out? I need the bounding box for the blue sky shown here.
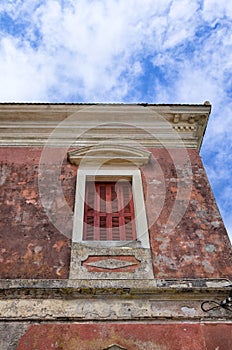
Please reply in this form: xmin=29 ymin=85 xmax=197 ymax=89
xmin=0 ymin=0 xmax=231 ymax=241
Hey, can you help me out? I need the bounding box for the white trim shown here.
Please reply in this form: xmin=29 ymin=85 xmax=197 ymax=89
xmin=72 ymin=167 xmax=150 ymax=248
xmin=68 ymin=144 xmax=151 ymax=166
xmin=0 ymin=104 xmax=211 ymax=150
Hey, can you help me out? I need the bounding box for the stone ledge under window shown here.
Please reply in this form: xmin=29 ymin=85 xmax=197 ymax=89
xmin=69 ymin=242 xmax=154 ymax=279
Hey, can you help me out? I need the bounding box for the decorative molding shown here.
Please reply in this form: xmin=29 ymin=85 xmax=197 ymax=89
xmin=104 ymin=345 xmax=127 ymax=350
xmin=0 ymin=103 xmax=211 ymax=149
xmin=0 ymin=278 xmax=231 ymax=296
xmin=1 ymin=297 xmax=231 ymax=321
xmin=0 ymin=278 xmax=231 ymax=321
xmin=69 ymin=243 xmax=154 ymax=279
xmin=85 ymin=259 xmax=137 ymax=269
xmin=82 ymin=256 xmax=140 ymax=272
xmin=67 ymin=144 xmax=151 ymax=166
xmin=85 ymin=258 xmax=136 ymax=270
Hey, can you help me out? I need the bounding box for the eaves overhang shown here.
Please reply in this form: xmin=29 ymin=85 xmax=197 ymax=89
xmin=0 ymin=102 xmax=211 ymax=150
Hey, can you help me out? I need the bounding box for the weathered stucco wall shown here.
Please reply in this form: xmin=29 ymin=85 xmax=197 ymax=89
xmin=0 ymin=323 xmax=227 ymax=350
xmin=0 ymin=147 xmax=231 ymax=279
xmin=144 ymin=148 xmax=232 ymax=279
xmin=0 ymin=148 xmax=73 ymax=279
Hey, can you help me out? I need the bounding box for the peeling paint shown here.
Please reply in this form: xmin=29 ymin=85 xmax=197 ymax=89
xmin=205 ymin=244 xmax=216 ymax=253
xmin=202 ymin=260 xmax=215 ymax=273
xmin=0 ymin=164 xmax=10 ymax=186
xmin=15 ymin=323 xmax=232 ymax=350
xmin=145 ymin=149 xmax=232 ymax=279
xmin=0 ymin=147 xmax=231 ymax=280
xmin=181 ymin=306 xmax=196 ymax=316
xmin=0 ymin=150 xmax=73 ymax=279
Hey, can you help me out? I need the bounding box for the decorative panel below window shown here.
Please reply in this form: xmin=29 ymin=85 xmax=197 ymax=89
xmin=83 ymin=181 xmax=136 ymax=241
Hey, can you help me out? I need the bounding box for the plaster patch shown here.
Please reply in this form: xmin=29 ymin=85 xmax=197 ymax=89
xmin=181 ymin=306 xmax=196 ymax=316
xmin=211 ymin=221 xmax=220 ymax=228
xmin=0 ymin=164 xmax=10 ymax=185
xmin=202 ymin=260 xmax=215 ymax=273
xmin=205 ymin=244 xmax=216 ymax=253
xmin=148 ymin=179 xmax=162 ymax=185
xmin=0 ymin=323 xmax=28 ymax=350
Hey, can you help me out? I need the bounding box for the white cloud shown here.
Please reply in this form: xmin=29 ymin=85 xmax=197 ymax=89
xmin=202 ymin=0 xmax=232 ymax=22
xmin=0 ymin=0 xmax=204 ymax=101
xmin=0 ymin=37 xmax=54 ymax=101
xmin=163 ymin=0 xmax=200 ymax=48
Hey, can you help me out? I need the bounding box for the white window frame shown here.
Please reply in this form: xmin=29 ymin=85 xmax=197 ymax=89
xmin=72 ymin=166 xmax=150 ymax=248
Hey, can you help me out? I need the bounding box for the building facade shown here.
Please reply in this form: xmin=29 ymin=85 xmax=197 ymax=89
xmin=0 ymin=103 xmax=231 ymax=349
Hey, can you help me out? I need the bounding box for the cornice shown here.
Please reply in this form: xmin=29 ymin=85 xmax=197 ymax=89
xmin=0 ymin=278 xmax=231 ymax=321
xmin=0 ymin=278 xmax=230 ymax=295
xmin=0 ymin=103 xmax=211 ymax=149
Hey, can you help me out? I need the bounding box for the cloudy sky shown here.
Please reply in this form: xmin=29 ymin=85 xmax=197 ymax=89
xmin=0 ymin=0 xmax=231 ymax=241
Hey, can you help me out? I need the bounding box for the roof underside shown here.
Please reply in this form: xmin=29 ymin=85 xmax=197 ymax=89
xmin=0 ymin=102 xmax=211 ymax=150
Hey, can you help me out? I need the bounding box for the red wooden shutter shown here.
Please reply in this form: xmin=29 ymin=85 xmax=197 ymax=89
xmin=83 ymin=181 xmax=136 ymax=241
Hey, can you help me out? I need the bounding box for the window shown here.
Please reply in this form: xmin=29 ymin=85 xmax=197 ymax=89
xmin=68 ymin=145 xmax=154 ymax=279
xmin=83 ymin=180 xmax=136 ymax=241
xmin=72 ymin=168 xmax=150 ymax=248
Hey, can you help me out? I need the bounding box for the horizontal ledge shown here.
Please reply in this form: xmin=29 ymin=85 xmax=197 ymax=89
xmin=0 ymin=278 xmax=231 ymax=298
xmin=0 ymin=140 xmax=199 ymax=148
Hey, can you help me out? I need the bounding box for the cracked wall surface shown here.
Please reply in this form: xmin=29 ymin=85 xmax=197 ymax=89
xmin=0 ymin=148 xmax=72 ymax=279
xmin=0 ymin=147 xmax=231 ymax=279
xmin=145 ymin=148 xmax=232 ymax=279
xmin=11 ymin=323 xmax=232 ymax=350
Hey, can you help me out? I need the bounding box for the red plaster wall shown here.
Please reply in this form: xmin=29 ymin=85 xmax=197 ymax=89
xmin=143 ymin=148 xmax=232 ymax=279
xmin=0 ymin=148 xmax=74 ymax=279
xmin=0 ymin=147 xmax=231 ymax=279
xmin=17 ymin=323 xmax=232 ymax=350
